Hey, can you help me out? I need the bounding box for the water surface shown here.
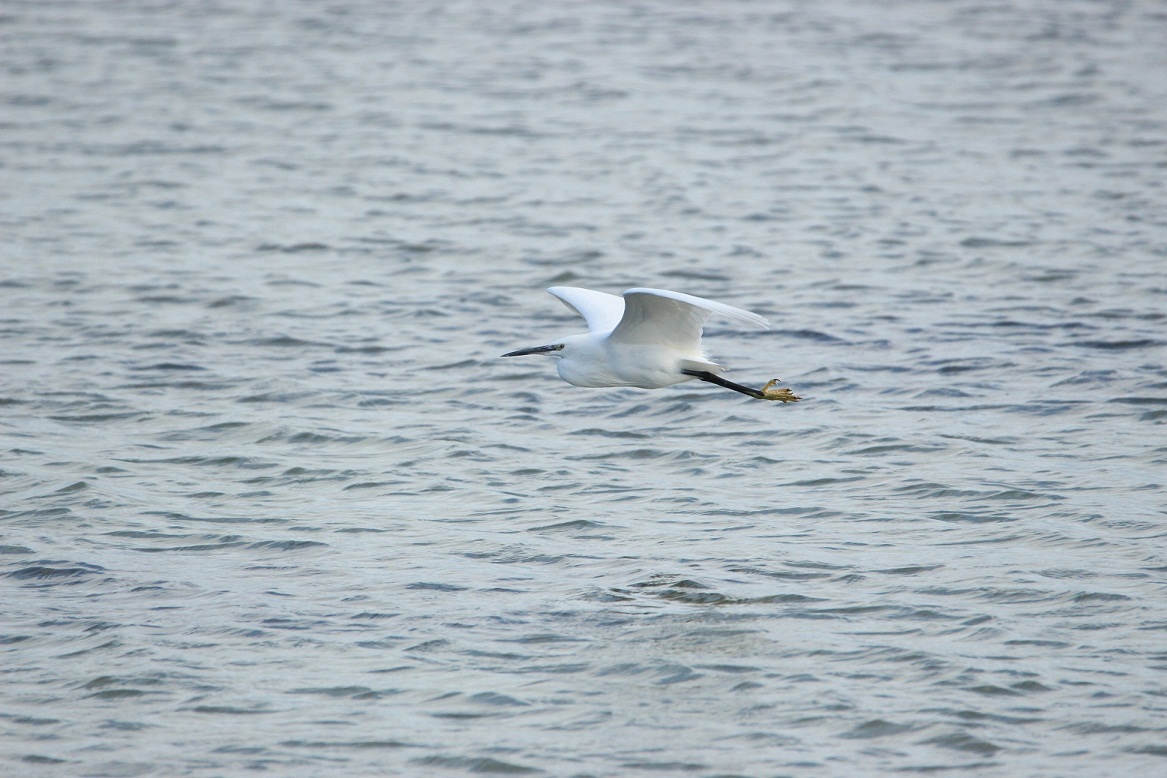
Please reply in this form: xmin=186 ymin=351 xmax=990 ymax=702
xmin=2 ymin=1 xmax=1166 ymax=776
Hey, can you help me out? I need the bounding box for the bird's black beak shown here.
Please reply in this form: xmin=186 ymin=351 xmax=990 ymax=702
xmin=502 ymin=344 xmax=563 ymax=357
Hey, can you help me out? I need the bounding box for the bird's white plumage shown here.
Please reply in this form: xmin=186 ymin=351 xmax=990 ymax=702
xmin=547 ymin=286 xmax=625 ymax=333
xmin=610 ymin=288 xmax=769 ymax=352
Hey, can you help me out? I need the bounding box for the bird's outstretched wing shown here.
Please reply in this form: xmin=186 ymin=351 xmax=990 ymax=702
xmin=547 ymin=286 xmax=626 ymax=333
xmin=608 ymin=288 xmax=770 ymax=351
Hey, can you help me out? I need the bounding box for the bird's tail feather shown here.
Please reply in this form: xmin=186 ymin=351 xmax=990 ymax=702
xmin=681 ymin=358 xmax=726 ymax=374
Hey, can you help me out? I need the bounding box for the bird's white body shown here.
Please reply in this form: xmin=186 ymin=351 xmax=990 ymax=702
xmin=554 ymin=332 xmax=705 ymax=389
xmin=506 ymin=286 xmax=769 ymax=389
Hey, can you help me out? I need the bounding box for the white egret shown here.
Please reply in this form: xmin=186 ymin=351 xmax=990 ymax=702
xmin=503 ymin=286 xmax=799 ymax=402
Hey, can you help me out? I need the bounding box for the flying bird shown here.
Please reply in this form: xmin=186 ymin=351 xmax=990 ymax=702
xmin=503 ymin=286 xmax=799 ymax=402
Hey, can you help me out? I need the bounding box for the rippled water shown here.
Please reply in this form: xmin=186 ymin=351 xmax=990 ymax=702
xmin=3 ymin=1 xmax=1166 ymax=775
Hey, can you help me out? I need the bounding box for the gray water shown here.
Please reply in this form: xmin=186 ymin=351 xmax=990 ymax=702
xmin=2 ymin=1 xmax=1166 ymax=776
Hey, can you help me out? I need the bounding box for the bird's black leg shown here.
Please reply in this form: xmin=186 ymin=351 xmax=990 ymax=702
xmin=682 ymin=370 xmax=800 ymax=403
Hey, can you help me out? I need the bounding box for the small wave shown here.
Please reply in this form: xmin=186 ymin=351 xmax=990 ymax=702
xmin=8 ymin=563 xmax=103 ymax=581
xmin=247 ymin=540 xmax=328 ymax=552
xmin=412 ymin=756 xmax=539 ymax=775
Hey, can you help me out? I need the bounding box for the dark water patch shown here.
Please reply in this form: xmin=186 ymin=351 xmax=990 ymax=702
xmin=643 ymin=587 xmax=823 ymax=606
xmin=931 ymin=359 xmax=1005 ymax=375
xmin=620 ymin=760 xmax=707 ymax=772
xmin=528 ymin=519 xmax=604 ymax=532
xmin=502 ymin=633 xmax=584 ymax=645
xmin=985 ymin=487 xmax=1059 ymax=501
xmin=568 ymin=447 xmax=682 ymax=461
xmin=896 ymin=482 xmax=980 ymax=499
xmin=236 ymin=391 xmax=315 ymax=404
xmin=261 ymin=615 xmax=335 ymax=631
xmin=693 ymin=663 xmax=762 ymax=674
xmin=132 ymin=362 xmax=206 ymax=372
xmin=1005 ymin=640 xmax=1070 ymax=649
xmin=934 ymin=708 xmax=1043 ymax=726
xmin=288 ymin=686 xmax=387 ymax=699
xmin=0 ymin=545 xmax=34 ymax=554
xmin=109 ymin=530 xmax=189 ymax=540
xmin=88 ymin=688 xmax=150 ymax=700
xmin=468 ymin=692 xmax=528 ymax=707
xmin=920 ymin=731 xmax=1002 ymax=755
xmin=656 ymin=666 xmax=704 ymax=685
xmin=248 ymin=335 xmax=325 ymax=348
xmin=282 ymin=739 xmax=415 ymax=749
xmin=1071 ymin=591 xmax=1132 ymax=603
xmin=283 ymin=431 xmax=366 ymax=445
xmin=849 ymin=442 xmax=946 ymax=456
xmin=282 ymin=466 xmax=342 ymax=478
xmin=412 ymin=755 xmax=540 ymax=774
xmin=785 ymin=476 xmax=867 ymax=487
xmin=913 ymin=387 xmax=973 ymax=399
xmin=134 ymin=294 xmax=200 ymax=305
xmin=729 ymin=566 xmax=834 ymax=582
xmin=431 ymin=359 xmax=479 ymax=371
xmin=1073 ymin=338 xmax=1163 ymax=350
xmin=1109 ymin=396 xmax=1167 ymax=406
xmin=582 ymin=589 xmax=635 ymax=603
xmin=407 ymin=582 xmax=469 ymax=592
xmin=343 ymin=481 xmax=401 ymax=490
xmin=464 ymin=549 xmax=564 ymax=565
xmin=1011 ymin=681 xmax=1053 ymax=693
xmin=929 ymin=510 xmax=1014 ymax=524
xmin=9 ymin=563 xmax=103 ymax=581
xmin=960 ymin=237 xmax=1035 ymax=249
xmin=569 ymin=427 xmax=651 ymax=439
xmin=650 ymin=589 xmax=733 ymax=605
xmin=49 ymin=411 xmax=147 ymax=423
xmin=1035 ymin=568 xmax=1095 ymax=580
xmin=82 ymin=675 xmax=163 ymax=691
xmin=662 ymin=269 xmax=730 ymax=282
xmin=790 ymin=328 xmax=847 ymax=343
xmin=189 ymin=706 xmax=271 ymax=715
xmin=967 ymin=685 xmax=1023 ymax=697
xmin=874 ymin=565 xmax=944 ymax=576
xmin=972 ymin=588 xmax=1059 ymax=604
xmin=841 ymin=718 xmax=916 ymax=739
xmin=335 ymin=343 xmax=400 ymax=354
xmin=207 ymin=295 xmax=258 ymax=309
xmin=0 ymin=634 xmax=33 ymax=645
xmin=59 ymin=640 xmax=121 ymax=658
xmin=132 ymin=535 xmax=248 ymax=553
xmin=121 ymin=455 xmax=279 ymax=471
xmin=900 ymin=403 xmax=1010 ymax=413
xmin=257 ymin=242 xmax=332 ymax=253
xmin=140 ymin=511 xmax=287 ymax=526
xmin=938 ymin=433 xmax=1018 ymax=446
xmin=631 ymin=575 xmax=708 ymax=590
xmin=464 ymin=649 xmax=531 ymax=661
xmin=100 ymin=720 xmax=150 ymax=732
xmin=92 ymin=141 xmax=226 ymax=156
xmin=247 ymin=540 xmax=328 ymax=552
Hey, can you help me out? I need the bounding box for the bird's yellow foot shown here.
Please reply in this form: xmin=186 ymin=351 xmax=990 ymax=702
xmin=760 ymin=379 xmax=800 ymax=403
